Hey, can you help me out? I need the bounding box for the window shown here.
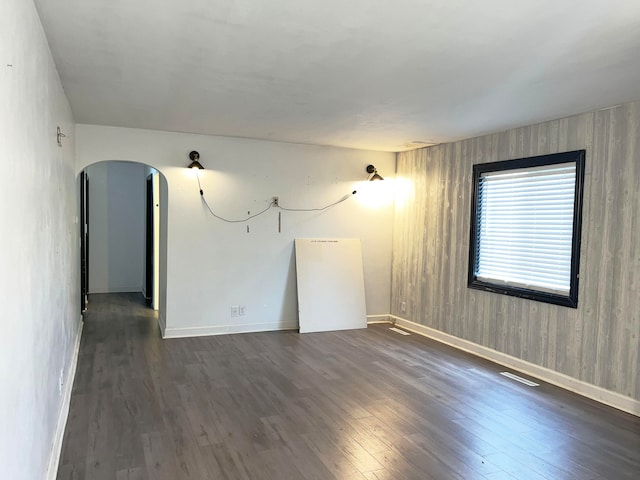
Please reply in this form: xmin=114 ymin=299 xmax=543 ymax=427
xmin=468 ymin=150 xmax=586 ymax=307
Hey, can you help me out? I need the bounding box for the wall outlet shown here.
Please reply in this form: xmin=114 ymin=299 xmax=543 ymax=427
xmin=58 ymin=369 xmax=64 ymax=396
xmin=401 ymin=301 xmax=406 ymax=313
xmin=239 ymin=305 xmax=246 ymax=316
xmin=231 ymin=306 xmax=239 ymax=317
xmin=273 ymin=196 xmax=279 ymax=206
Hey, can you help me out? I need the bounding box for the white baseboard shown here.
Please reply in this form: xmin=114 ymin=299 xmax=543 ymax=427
xmin=158 ymin=311 xmax=166 ymax=337
xmin=390 ymin=315 xmax=640 ymax=417
xmin=162 ymin=321 xmax=299 ymax=339
xmin=45 ymin=317 xmax=83 ymax=480
xmin=88 ymin=287 xmax=142 ymax=294
xmin=367 ymin=314 xmax=391 ymax=324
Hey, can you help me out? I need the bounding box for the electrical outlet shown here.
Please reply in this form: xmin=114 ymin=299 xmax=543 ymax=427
xmin=401 ymin=301 xmax=406 ymax=313
xmin=58 ymin=369 xmax=64 ymax=395
xmin=273 ymin=196 xmax=279 ymax=206
xmin=231 ymin=306 xmax=239 ymax=317
xmin=239 ymin=305 xmax=246 ymax=316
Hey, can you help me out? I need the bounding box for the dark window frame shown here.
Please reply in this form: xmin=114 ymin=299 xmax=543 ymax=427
xmin=467 ymin=150 xmax=586 ymax=308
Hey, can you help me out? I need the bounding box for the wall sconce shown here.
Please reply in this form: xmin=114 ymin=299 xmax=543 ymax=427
xmin=187 ymin=151 xmax=204 ymax=169
xmin=366 ymin=164 xmax=384 ymax=181
xmin=56 ymin=126 xmax=67 ymax=147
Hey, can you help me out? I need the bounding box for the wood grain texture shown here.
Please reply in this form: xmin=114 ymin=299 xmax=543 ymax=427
xmin=57 ymin=293 xmax=640 ymax=479
xmin=392 ymin=100 xmax=640 ymax=401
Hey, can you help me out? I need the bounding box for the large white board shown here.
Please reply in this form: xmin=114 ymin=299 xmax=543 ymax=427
xmin=294 ymin=238 xmax=367 ymax=333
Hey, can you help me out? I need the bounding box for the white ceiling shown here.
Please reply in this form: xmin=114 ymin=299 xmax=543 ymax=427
xmin=34 ymin=0 xmax=640 ymax=152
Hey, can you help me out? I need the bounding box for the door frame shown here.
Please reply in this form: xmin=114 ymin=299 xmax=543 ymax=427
xmin=145 ymin=174 xmax=154 ymax=307
xmin=79 ymin=171 xmax=89 ymax=311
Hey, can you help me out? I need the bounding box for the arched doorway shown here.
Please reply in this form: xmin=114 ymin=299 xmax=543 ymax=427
xmin=79 ymin=160 xmax=168 ymax=328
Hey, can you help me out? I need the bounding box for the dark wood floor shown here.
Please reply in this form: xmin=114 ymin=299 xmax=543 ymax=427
xmin=57 ymin=293 xmax=640 ymax=480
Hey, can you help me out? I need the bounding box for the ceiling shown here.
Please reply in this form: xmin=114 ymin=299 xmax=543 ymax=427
xmin=34 ymin=0 xmax=640 ymax=152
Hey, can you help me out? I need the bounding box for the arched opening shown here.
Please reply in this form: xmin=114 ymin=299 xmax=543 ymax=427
xmin=78 ymin=160 xmax=168 ymax=331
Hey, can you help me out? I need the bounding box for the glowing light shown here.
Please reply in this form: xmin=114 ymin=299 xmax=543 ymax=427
xmin=354 ymin=177 xmax=396 ymax=208
xmin=392 ymin=177 xmax=413 ymax=209
xmin=183 ymin=166 xmax=200 ymax=178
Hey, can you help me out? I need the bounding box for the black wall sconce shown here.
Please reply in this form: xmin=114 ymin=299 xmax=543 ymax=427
xmin=188 ymin=151 xmax=204 ymax=169
xmin=366 ymin=164 xmax=384 ymax=181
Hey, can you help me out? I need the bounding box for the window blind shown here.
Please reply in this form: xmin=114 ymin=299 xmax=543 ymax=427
xmin=475 ymin=162 xmax=576 ymax=294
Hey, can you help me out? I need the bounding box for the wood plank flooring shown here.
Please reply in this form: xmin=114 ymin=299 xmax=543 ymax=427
xmin=57 ymin=293 xmax=640 ymax=479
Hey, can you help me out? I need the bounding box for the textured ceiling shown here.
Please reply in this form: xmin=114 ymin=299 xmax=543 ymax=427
xmin=34 ymin=0 xmax=640 ymax=152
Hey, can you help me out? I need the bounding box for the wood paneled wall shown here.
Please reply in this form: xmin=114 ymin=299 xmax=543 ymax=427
xmin=391 ymin=101 xmax=640 ymax=400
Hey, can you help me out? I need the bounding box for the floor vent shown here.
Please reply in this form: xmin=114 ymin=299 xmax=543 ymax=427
xmin=389 ymin=327 xmax=410 ymax=336
xmin=500 ymin=371 xmax=539 ymax=387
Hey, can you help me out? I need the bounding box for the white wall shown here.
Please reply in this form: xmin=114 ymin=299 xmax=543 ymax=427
xmin=158 ymin=171 xmax=169 ymax=323
xmin=0 ymin=1 xmax=80 ymax=479
xmin=76 ymin=125 xmax=395 ymax=337
xmin=87 ymin=161 xmax=146 ymax=293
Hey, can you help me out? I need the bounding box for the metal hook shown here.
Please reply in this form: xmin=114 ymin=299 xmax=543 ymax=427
xmin=57 ymin=126 xmax=67 ymax=147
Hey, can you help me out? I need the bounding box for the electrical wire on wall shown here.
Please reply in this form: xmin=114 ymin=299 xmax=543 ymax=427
xmin=277 ymin=191 xmax=357 ymax=212
xmin=195 ymin=170 xmax=358 ymax=223
xmin=195 ymin=171 xmax=275 ymax=223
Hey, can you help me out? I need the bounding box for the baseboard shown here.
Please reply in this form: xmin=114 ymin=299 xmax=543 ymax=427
xmin=88 ymin=287 xmax=142 ymax=294
xmin=391 ymin=315 xmax=640 ymax=417
xmin=163 ymin=315 xmax=390 ymax=338
xmin=158 ymin=311 xmax=166 ymax=337
xmin=45 ymin=317 xmax=83 ymax=480
xmin=367 ymin=314 xmax=391 ymax=324
xmin=162 ymin=321 xmax=299 ymax=339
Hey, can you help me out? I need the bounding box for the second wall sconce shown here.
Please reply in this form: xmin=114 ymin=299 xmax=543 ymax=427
xmin=366 ymin=164 xmax=384 ymax=181
xmin=188 ymin=151 xmax=204 ymax=169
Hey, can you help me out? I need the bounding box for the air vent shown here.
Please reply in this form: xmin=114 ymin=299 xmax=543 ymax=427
xmin=389 ymin=327 xmax=410 ymax=336
xmin=500 ymin=371 xmax=539 ymax=387
xmin=401 ymin=140 xmax=436 ymax=149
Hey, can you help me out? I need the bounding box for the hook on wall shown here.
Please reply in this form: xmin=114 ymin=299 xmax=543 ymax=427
xmin=57 ymin=126 xmax=67 ymax=147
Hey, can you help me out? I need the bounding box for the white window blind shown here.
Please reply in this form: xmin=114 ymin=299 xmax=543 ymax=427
xmin=475 ymin=162 xmax=576 ymax=294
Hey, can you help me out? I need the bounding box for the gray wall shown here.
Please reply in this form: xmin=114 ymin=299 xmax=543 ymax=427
xmin=391 ymin=101 xmax=640 ymax=400
xmin=88 ymin=161 xmax=146 ymax=293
